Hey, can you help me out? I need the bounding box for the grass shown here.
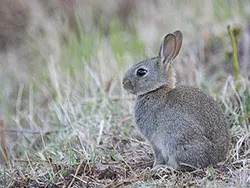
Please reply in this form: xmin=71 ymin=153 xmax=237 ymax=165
xmin=0 ymin=0 xmax=250 ymax=187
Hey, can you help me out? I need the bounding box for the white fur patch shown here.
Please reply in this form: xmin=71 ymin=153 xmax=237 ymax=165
xmin=168 ymin=154 xmax=179 ymax=169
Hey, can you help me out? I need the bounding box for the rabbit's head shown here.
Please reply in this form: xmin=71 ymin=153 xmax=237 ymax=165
xmin=123 ymin=31 xmax=182 ymax=95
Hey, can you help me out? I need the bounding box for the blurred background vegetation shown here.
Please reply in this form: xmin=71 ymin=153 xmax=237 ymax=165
xmin=0 ymin=0 xmax=250 ymax=186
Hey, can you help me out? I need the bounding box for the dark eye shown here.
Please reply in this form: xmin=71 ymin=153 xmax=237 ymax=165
xmin=136 ymin=68 xmax=147 ymax=77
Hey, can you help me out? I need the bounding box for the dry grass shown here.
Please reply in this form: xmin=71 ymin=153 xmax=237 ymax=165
xmin=0 ymin=0 xmax=250 ymax=187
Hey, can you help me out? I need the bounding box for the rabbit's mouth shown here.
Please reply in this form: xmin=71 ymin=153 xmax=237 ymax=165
xmin=122 ymin=78 xmax=134 ymax=94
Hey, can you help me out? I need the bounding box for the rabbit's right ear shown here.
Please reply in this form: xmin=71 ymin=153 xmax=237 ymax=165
xmin=158 ymin=33 xmax=177 ymax=65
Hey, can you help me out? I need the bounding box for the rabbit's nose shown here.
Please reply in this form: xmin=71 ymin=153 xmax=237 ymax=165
xmin=122 ymin=78 xmax=132 ymax=89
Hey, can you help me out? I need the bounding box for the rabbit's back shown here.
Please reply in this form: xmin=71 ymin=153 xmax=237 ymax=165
xmin=135 ymin=86 xmax=230 ymax=168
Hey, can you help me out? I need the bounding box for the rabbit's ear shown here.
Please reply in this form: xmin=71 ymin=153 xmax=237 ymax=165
xmin=173 ymin=31 xmax=183 ymax=59
xmin=158 ymin=33 xmax=176 ymax=64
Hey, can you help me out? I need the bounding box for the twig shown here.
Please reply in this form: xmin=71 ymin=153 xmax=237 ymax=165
xmin=130 ymin=161 xmax=154 ymax=169
xmin=81 ymin=96 xmax=134 ymax=104
xmin=111 ymin=178 xmax=141 ymax=188
xmin=0 ymin=120 xmax=8 ymax=163
xmin=14 ymin=158 xmax=70 ymax=167
xmin=128 ymin=137 xmax=151 ymax=146
xmin=67 ymin=159 xmax=84 ymax=188
xmin=4 ymin=128 xmax=52 ymax=134
xmin=70 ymin=174 xmax=87 ymax=184
xmin=121 ymin=159 xmax=137 ymax=177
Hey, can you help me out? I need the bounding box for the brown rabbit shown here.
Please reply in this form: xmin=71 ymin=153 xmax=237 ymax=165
xmin=122 ymin=31 xmax=231 ymax=170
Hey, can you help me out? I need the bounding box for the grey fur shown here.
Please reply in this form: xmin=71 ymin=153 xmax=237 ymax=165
xmin=122 ymin=31 xmax=231 ymax=170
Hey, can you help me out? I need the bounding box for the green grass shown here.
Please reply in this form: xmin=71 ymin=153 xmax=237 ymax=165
xmin=0 ymin=0 xmax=250 ymax=187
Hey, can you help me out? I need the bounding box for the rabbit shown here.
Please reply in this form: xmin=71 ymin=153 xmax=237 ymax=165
xmin=122 ymin=31 xmax=231 ymax=171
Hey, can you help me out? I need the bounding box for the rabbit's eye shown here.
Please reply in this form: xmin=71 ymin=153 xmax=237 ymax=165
xmin=136 ymin=68 xmax=147 ymax=77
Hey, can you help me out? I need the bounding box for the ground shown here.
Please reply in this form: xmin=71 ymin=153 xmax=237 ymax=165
xmin=0 ymin=0 xmax=250 ymax=187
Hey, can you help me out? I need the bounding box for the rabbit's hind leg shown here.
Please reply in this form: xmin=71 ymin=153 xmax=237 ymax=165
xmin=175 ymin=142 xmax=212 ymax=171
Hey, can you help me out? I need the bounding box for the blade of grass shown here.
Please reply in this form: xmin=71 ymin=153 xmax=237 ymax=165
xmin=0 ymin=120 xmax=8 ymax=163
xmin=227 ymin=25 xmax=240 ymax=91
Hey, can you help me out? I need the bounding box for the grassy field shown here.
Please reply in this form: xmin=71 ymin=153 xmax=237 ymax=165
xmin=0 ymin=0 xmax=250 ymax=187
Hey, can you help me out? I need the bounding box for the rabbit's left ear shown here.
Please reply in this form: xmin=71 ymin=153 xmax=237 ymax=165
xmin=158 ymin=31 xmax=183 ymax=64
